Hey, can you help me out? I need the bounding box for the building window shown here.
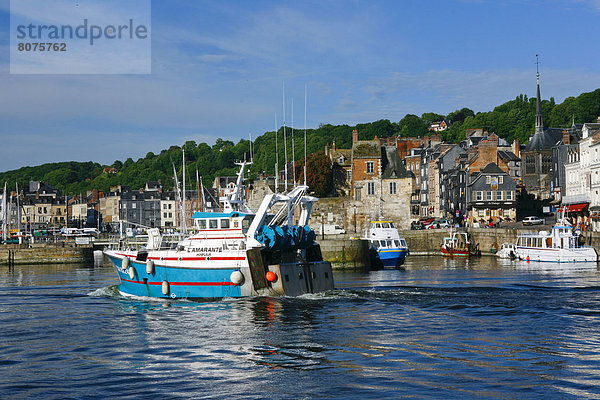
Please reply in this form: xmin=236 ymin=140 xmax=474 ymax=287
xmin=526 ymin=155 xmax=536 ymax=174
xmin=486 ymin=191 xmax=492 ymax=201
xmin=132 ymin=203 xmax=136 ymax=209
xmin=389 ymin=182 xmax=397 ymax=195
xmin=507 ymin=191 xmax=513 ymax=201
xmin=486 ymin=176 xmax=491 ymax=184
xmin=496 ymin=191 xmax=502 ymax=201
xmin=367 ymin=182 xmax=375 ymax=195
xmin=499 ymin=176 xmax=503 ymax=184
xmin=355 ymin=187 xmax=361 ymax=201
xmin=476 ymin=191 xmax=483 ymax=201
xmin=366 ymin=161 xmax=374 ymax=173
xmin=542 ymin=154 xmax=552 ymax=174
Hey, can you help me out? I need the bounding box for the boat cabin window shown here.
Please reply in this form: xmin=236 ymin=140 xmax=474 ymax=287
xmin=242 ymin=217 xmax=251 ymax=231
xmin=221 ymin=219 xmax=230 ymax=229
xmin=372 ymin=241 xmax=379 ymax=249
xmin=209 ymin=219 xmax=218 ymax=229
xmin=394 ymin=240 xmax=400 ymax=247
xmin=382 ymin=223 xmax=390 ymax=228
xmin=389 ymin=222 xmax=395 ymax=229
xmin=379 ymin=240 xmax=386 ymax=247
xmin=387 ymin=240 xmax=392 ymax=247
xmin=375 ymin=223 xmax=382 ymax=229
xmin=197 ymin=219 xmax=207 ymax=230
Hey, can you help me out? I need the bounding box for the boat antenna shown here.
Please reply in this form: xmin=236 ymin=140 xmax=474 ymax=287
xmin=304 ymin=84 xmax=307 ymax=187
xmin=292 ymin=97 xmax=296 ymax=187
xmin=16 ymin=181 xmax=21 ymax=238
xmin=274 ymin=112 xmax=279 ymax=193
xmin=249 ymin=132 xmax=254 ymax=163
xmin=196 ymin=168 xmax=201 ymax=212
xmin=283 ymin=82 xmax=288 ymax=192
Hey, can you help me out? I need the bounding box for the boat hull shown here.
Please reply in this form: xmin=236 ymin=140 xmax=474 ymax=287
xmin=377 ymin=248 xmax=408 ymax=267
xmin=440 ymin=246 xmax=470 ymax=257
xmin=105 ymin=250 xmax=334 ymax=299
xmin=515 ymin=246 xmax=598 ymax=263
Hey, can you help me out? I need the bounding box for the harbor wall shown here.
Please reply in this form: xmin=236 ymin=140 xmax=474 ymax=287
xmin=0 ymin=244 xmax=93 ymax=265
xmin=318 ymin=236 xmax=371 ymax=270
xmin=401 ymin=228 xmax=600 ymax=256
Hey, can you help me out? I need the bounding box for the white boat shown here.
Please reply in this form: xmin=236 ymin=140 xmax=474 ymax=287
xmin=104 ymin=161 xmax=334 ymax=299
xmin=497 ymin=243 xmax=517 ymax=259
xmin=364 ymin=220 xmax=409 ymax=267
xmin=514 ymin=220 xmax=597 ymax=263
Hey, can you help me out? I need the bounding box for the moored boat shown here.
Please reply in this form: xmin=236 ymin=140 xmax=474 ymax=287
xmin=497 ymin=242 xmax=517 ymax=259
xmin=514 ymin=220 xmax=597 ymax=263
xmin=440 ymin=230 xmax=479 ymax=257
xmin=104 ymin=161 xmax=334 ymax=299
xmin=364 ymin=220 xmax=409 ymax=268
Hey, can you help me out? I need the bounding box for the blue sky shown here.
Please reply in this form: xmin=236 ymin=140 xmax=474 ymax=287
xmin=1 ymin=0 xmax=600 ymax=172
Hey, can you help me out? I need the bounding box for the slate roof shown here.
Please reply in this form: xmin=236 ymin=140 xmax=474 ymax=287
xmin=381 ymin=147 xmax=412 ymax=179
xmin=497 ymin=150 xmax=520 ymax=162
xmin=525 ymin=128 xmax=564 ymax=151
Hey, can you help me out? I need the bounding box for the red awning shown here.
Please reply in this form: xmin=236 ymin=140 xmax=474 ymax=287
xmin=561 ymin=203 xmax=588 ymax=213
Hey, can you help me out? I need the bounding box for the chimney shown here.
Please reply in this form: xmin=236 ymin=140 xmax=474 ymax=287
xmin=563 ymin=130 xmax=570 ymax=145
xmin=597 ymin=116 xmax=600 ymax=123
xmin=352 ymin=129 xmax=358 ymax=143
xmin=512 ymin=139 xmax=520 ymax=158
xmin=333 ymin=140 xmax=336 ymax=151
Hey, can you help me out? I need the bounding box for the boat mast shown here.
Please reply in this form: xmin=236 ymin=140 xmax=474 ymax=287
xmin=16 ymin=181 xmax=20 ymax=236
xmin=196 ymin=169 xmax=201 ymax=213
xmin=304 ymin=84 xmax=307 ymax=187
xmin=2 ymin=182 xmax=6 ymax=243
xmin=182 ymin=147 xmax=187 ymax=233
xmin=283 ymin=83 xmax=288 ymax=192
xmin=292 ymin=97 xmax=296 ymax=188
xmin=274 ymin=112 xmax=279 ymax=193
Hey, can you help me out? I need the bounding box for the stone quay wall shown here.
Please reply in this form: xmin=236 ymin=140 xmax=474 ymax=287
xmin=0 ymin=244 xmax=93 ymax=265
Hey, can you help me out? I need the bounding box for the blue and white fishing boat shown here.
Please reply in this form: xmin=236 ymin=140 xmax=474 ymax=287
xmin=104 ymin=161 xmax=334 ymax=299
xmin=365 ymin=220 xmax=409 ymax=267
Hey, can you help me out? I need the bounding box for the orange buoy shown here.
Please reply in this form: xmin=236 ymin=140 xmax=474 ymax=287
xmin=266 ymin=271 xmax=277 ymax=282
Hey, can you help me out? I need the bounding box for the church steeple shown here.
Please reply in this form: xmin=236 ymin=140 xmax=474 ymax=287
xmin=535 ymin=54 xmax=544 ymax=135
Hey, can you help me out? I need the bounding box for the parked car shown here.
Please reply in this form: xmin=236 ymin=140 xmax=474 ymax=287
xmin=425 ymin=219 xmax=452 ymax=229
xmin=522 ymin=216 xmax=545 ymax=226
xmin=317 ymin=224 xmax=346 ymax=235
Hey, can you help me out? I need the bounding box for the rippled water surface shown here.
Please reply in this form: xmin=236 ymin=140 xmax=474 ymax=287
xmin=2 ymin=257 xmax=600 ymax=399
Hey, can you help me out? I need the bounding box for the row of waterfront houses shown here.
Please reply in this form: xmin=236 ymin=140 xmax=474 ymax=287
xmin=319 ymin=74 xmax=600 ymax=231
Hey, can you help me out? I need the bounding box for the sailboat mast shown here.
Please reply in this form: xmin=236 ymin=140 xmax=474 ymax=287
xmin=16 ymin=181 xmax=20 ymax=235
xmin=2 ymin=182 xmax=6 ymax=242
xmin=283 ymin=83 xmax=288 ymax=192
xmin=275 ymin=112 xmax=279 ymax=193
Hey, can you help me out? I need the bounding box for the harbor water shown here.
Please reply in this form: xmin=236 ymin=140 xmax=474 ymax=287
xmin=2 ymin=257 xmax=600 ymax=399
